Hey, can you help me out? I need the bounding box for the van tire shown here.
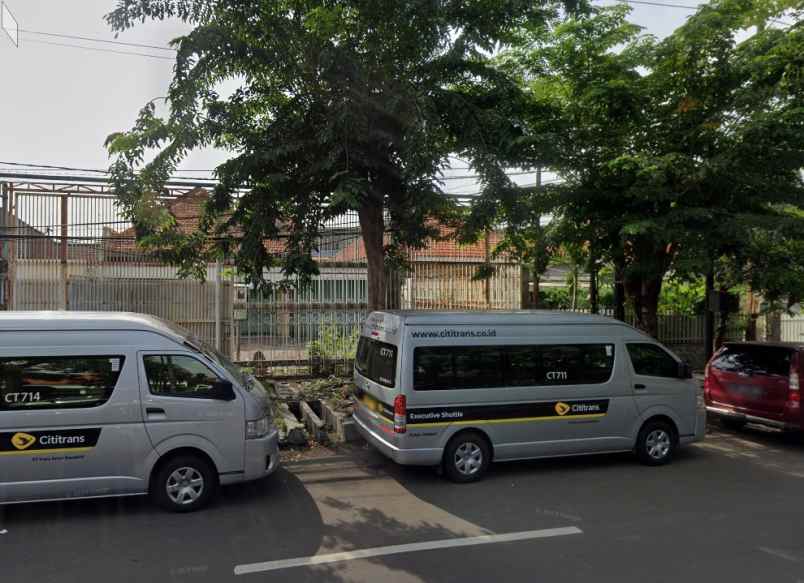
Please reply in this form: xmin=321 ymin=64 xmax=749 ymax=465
xmin=151 ymin=454 xmax=218 ymax=512
xmin=443 ymin=431 xmax=491 ymax=483
xmin=636 ymin=420 xmax=676 ymax=466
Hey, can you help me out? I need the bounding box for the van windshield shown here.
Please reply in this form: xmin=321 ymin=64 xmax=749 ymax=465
xmin=355 ymin=337 xmax=398 ymax=388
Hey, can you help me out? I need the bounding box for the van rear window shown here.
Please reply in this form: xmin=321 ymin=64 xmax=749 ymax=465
xmin=355 ymin=337 xmax=397 ymax=387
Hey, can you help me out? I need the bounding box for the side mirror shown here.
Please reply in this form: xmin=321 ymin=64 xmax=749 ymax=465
xmin=211 ymin=379 xmax=236 ymax=401
xmin=678 ymin=362 xmax=693 ymax=380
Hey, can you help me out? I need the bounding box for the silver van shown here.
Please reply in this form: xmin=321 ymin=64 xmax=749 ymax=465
xmin=353 ymin=311 xmax=706 ymax=482
xmin=0 ymin=312 xmax=279 ymax=511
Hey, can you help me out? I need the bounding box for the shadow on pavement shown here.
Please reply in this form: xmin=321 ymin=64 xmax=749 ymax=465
xmin=0 ymin=467 xmax=324 ymax=583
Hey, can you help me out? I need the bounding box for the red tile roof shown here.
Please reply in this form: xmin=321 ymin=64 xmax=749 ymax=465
xmin=104 ymin=189 xmax=508 ymax=263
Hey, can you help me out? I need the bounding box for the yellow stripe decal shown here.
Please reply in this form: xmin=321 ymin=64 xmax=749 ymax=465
xmin=0 ymin=447 xmax=93 ymax=456
xmin=408 ymin=413 xmax=606 ymax=428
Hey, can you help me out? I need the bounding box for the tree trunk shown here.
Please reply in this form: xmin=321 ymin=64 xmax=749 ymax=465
xmin=613 ymin=258 xmax=626 ymax=322
xmin=588 ymin=255 xmax=598 ymax=315
xmin=358 ymin=202 xmax=386 ymax=312
xmin=626 ymin=273 xmax=663 ymax=338
xmin=715 ymin=287 xmax=730 ymax=349
xmin=533 ymin=274 xmax=541 ymax=308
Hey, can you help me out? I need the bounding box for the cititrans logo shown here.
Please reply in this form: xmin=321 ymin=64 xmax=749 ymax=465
xmin=554 ymin=402 xmax=571 ymax=416
xmin=11 ymin=432 xmax=36 ymax=450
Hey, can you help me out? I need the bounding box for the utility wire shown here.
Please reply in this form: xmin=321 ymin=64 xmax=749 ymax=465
xmin=20 ymin=28 xmax=176 ymax=51
xmin=1 ymin=161 xmax=545 ymax=183
xmin=0 ymin=161 xmax=217 ymax=182
xmin=22 ymin=38 xmax=175 ymax=61
xmin=615 ymin=0 xmax=794 ymax=26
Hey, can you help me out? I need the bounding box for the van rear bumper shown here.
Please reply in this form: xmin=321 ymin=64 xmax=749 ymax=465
xmin=353 ymin=414 xmax=442 ymax=466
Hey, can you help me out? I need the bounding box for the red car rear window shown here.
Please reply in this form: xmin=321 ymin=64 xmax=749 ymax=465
xmin=712 ymin=345 xmax=793 ymax=377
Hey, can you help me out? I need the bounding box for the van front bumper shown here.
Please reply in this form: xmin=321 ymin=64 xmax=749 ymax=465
xmin=242 ymin=427 xmax=280 ymax=482
xmin=353 ymin=414 xmax=442 ymax=466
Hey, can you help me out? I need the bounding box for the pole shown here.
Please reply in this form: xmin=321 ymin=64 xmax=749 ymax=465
xmin=0 ymin=182 xmax=6 ymax=309
xmin=60 ymin=194 xmax=69 ymax=310
xmin=214 ymin=259 xmax=222 ymax=350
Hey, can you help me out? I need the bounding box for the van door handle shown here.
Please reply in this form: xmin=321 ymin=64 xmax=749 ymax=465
xmin=634 ymin=384 xmax=647 ymax=390
xmin=146 ymin=407 xmax=166 ymax=415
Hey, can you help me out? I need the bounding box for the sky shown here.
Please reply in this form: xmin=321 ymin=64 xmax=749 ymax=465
xmin=0 ymin=0 xmax=704 ymax=189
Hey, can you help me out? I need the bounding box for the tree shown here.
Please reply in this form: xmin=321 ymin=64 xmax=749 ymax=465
xmin=478 ymin=0 xmax=804 ymax=337
xmin=104 ymin=0 xmax=564 ymax=310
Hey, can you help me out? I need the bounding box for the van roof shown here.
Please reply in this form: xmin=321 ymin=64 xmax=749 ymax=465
xmin=376 ymin=310 xmax=630 ymax=327
xmin=0 ymin=311 xmax=186 ymax=341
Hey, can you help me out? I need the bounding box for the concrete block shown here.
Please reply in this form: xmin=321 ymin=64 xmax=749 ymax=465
xmin=300 ymin=400 xmax=327 ymax=443
xmin=277 ymin=403 xmax=308 ymax=446
xmin=322 ymin=399 xmax=360 ymax=443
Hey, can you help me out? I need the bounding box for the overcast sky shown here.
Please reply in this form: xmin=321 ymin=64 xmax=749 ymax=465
xmin=0 ymin=0 xmax=702 ymax=183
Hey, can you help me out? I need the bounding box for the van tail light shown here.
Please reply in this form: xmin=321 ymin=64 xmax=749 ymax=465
xmin=393 ymin=395 xmax=407 ymax=434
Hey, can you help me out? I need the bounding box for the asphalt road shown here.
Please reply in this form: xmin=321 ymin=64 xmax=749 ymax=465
xmin=2 ymin=423 xmax=804 ymax=583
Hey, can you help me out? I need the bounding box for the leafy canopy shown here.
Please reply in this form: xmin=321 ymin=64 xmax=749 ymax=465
xmin=105 ymin=0 xmax=563 ymax=294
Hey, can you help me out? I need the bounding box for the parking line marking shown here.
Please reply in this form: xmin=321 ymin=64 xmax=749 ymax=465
xmin=234 ymin=526 xmax=583 ymax=575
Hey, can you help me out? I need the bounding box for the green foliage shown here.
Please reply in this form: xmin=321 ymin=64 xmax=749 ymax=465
xmin=104 ymin=0 xmax=565 ymax=301
xmin=477 ymin=0 xmax=804 ymax=334
xmin=658 ymin=278 xmax=707 ymax=316
xmin=307 ymin=323 xmax=359 ymax=361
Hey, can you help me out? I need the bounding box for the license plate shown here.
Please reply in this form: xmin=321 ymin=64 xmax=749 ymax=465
xmin=727 ymin=383 xmax=763 ymax=399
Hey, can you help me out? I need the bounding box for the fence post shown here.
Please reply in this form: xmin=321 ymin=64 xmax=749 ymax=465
xmin=0 ymin=182 xmax=6 ymax=309
xmin=214 ymin=259 xmax=222 ymax=350
xmin=60 ymin=194 xmax=69 ymax=310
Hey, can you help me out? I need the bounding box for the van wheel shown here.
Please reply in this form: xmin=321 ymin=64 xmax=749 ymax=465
xmin=151 ymin=455 xmax=218 ymax=512
xmin=636 ymin=420 xmax=676 ymax=466
xmin=443 ymin=431 xmax=491 ymax=483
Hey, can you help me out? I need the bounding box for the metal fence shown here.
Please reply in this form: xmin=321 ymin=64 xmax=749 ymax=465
xmin=0 ymin=178 xmax=522 ymax=375
xmin=1 ymin=177 xmax=796 ymax=378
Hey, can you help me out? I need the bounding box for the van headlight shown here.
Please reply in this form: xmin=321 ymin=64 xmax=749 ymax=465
xmin=246 ymin=416 xmax=271 ymax=439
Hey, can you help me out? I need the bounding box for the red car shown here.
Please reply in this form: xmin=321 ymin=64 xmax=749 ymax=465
xmin=705 ymin=342 xmax=802 ymax=431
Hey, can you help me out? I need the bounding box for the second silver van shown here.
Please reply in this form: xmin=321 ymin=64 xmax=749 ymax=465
xmin=353 ymin=311 xmax=706 ymax=482
xmin=0 ymin=312 xmax=279 ymax=511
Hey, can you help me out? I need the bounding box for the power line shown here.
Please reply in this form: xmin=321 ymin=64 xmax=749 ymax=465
xmin=20 ymin=28 xmax=176 ymax=52
xmin=0 ymin=161 xmax=216 ymax=183
xmin=0 ymin=161 xmax=546 ymax=184
xmin=22 ymin=38 xmax=175 ymax=61
xmin=614 ymin=0 xmax=794 ymax=26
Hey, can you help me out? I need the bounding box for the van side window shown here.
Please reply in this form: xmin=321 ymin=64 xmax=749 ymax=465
xmin=415 ymin=347 xmax=504 ymax=390
xmin=627 ymin=344 xmax=678 ymax=378
xmin=454 ymin=347 xmax=504 ymax=388
xmin=414 ymin=344 xmax=614 ymax=390
xmin=0 ymin=355 xmax=125 ymax=410
xmin=143 ymin=355 xmax=221 ymax=398
xmin=508 ymin=344 xmax=614 ymax=386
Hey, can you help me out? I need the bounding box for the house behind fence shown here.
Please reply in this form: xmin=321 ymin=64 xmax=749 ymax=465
xmin=2 ymin=177 xmax=796 ymax=376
